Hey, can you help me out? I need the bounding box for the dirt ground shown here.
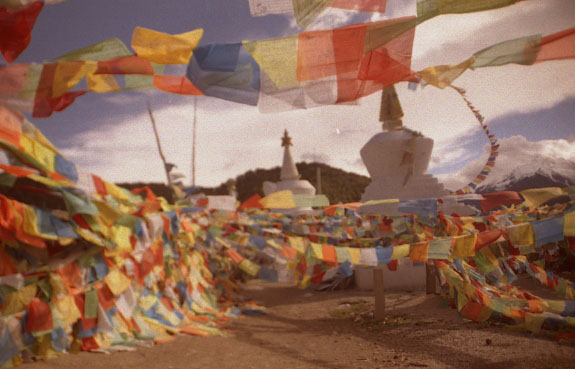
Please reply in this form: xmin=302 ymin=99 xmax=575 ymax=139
xmin=20 ymin=280 xmax=575 ymax=369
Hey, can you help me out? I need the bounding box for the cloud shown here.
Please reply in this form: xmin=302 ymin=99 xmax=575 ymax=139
xmin=437 ymin=136 xmax=575 ymax=191
xmin=300 ymin=152 xmax=330 ymax=163
xmin=288 ymin=0 xmax=417 ymax=31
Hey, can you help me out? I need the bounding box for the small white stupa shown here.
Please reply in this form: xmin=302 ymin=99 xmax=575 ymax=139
xmin=263 ymin=130 xmax=316 ymax=213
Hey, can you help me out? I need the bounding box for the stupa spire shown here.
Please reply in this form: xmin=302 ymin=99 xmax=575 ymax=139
xmin=380 ymin=85 xmax=404 ymax=131
xmin=280 ymin=129 xmax=301 ymax=181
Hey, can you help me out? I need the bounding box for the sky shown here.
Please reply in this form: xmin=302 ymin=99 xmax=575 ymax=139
xmin=5 ymin=0 xmax=575 ymax=190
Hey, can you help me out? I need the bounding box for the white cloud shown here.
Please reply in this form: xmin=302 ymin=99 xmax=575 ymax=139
xmin=288 ymin=0 xmax=417 ymax=31
xmin=437 ymin=136 xmax=575 ymax=191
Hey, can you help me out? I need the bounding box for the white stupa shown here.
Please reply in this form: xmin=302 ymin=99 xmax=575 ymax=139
xmin=263 ymin=130 xmax=316 ymax=213
xmin=358 ymin=86 xmax=474 ymax=216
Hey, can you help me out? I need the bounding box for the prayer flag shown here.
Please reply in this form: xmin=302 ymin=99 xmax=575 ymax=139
xmin=0 ymin=1 xmax=44 ymax=62
xmin=131 ymin=27 xmax=203 ymax=64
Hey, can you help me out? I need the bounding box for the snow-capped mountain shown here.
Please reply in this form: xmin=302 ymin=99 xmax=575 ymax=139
xmin=477 ymin=166 xmax=575 ymax=193
xmin=439 ymin=136 xmax=575 ymax=193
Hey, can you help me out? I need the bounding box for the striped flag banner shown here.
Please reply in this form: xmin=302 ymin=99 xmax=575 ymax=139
xmin=451 ymin=85 xmax=498 ymax=195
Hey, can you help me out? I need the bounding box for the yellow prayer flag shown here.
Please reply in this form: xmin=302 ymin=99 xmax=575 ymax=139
xmin=54 ymin=295 xmax=82 ymax=327
xmin=49 ymin=273 xmax=67 ymax=298
xmin=103 ymin=180 xmax=132 ymax=201
xmin=451 ymin=234 xmax=477 ymax=259
xmin=87 ymin=73 xmax=121 ymax=93
xmin=347 ymin=247 xmax=361 ymax=265
xmin=32 ymin=139 xmax=56 ymax=172
xmin=239 ymin=259 xmax=261 ymax=277
xmin=2 ymin=284 xmax=36 ymax=316
xmin=418 ymin=57 xmax=474 ymax=88
xmin=28 ymin=174 xmax=69 ymax=187
xmin=391 ymin=244 xmax=410 ymax=260
xmin=111 ymin=225 xmax=133 ymax=253
xmin=93 ymin=200 xmax=124 ymax=225
xmin=244 ymin=36 xmax=299 ymax=90
xmin=524 ymin=312 xmax=545 ymax=334
xmin=53 ymin=61 xmax=95 ymax=97
xmin=310 ymin=242 xmax=323 ymax=259
xmin=507 ymin=223 xmax=535 ymax=246
xmin=259 ymin=190 xmax=296 ymax=208
xmin=131 ymin=27 xmax=204 ymax=64
xmin=288 ymin=236 xmax=305 ymax=254
xmin=19 ymin=134 xmax=34 ymax=156
xmin=564 ymin=212 xmax=575 ymax=237
xmin=521 ymin=187 xmax=567 ymax=209
xmin=104 ymin=268 xmax=132 ymax=295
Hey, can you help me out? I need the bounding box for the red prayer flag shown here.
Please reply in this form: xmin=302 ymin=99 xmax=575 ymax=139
xmin=26 ymin=297 xmax=53 ymax=333
xmin=536 ymin=27 xmax=575 ymax=63
xmin=239 ymin=194 xmax=263 ymax=210
xmin=0 ymin=1 xmax=44 ymax=63
xmin=480 ymin=191 xmax=523 ymax=212
xmin=32 ymin=63 xmax=87 ymax=118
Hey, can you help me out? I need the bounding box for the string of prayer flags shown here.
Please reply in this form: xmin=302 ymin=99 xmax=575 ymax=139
xmin=250 ymin=0 xmax=524 ymax=31
xmin=450 ymin=86 xmax=498 ymax=195
xmin=418 ymin=27 xmax=575 ymax=89
xmin=237 ymin=16 xmax=417 ymax=112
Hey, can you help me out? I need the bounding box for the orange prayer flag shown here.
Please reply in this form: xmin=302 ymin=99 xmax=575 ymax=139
xmin=225 ymin=248 xmax=245 ymax=264
xmin=460 ymin=301 xmax=486 ymax=322
xmin=409 ymin=241 xmax=429 ymax=263
xmin=321 ymin=244 xmax=338 ymax=263
xmin=0 ymin=105 xmax=23 ymax=148
xmin=153 ymin=75 xmax=203 ymax=95
xmin=0 ymin=164 xmax=35 ymax=177
xmin=95 ymin=55 xmax=154 ymax=75
xmin=475 ymin=230 xmax=503 ymax=251
xmin=280 ymin=246 xmax=297 ymax=260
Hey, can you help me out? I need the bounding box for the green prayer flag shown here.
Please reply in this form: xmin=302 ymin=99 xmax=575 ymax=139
xmin=292 ymin=0 xmax=334 ymax=30
xmin=472 ymin=34 xmax=541 ymax=69
xmin=84 ymin=289 xmax=99 ymax=319
xmin=55 ymin=38 xmax=132 ymax=62
xmin=417 ymin=0 xmax=518 ymax=18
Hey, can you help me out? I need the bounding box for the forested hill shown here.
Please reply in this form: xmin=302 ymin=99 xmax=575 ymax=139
xmin=118 ymin=162 xmax=371 ymax=204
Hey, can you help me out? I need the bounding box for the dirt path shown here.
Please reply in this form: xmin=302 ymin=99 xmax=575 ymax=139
xmin=21 ymin=280 xmax=575 ymax=369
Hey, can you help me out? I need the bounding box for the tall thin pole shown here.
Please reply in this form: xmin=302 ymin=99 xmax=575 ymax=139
xmin=316 ymin=166 xmax=322 ymax=194
xmin=147 ymin=102 xmax=172 ymax=186
xmin=191 ymin=96 xmax=197 ymax=187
